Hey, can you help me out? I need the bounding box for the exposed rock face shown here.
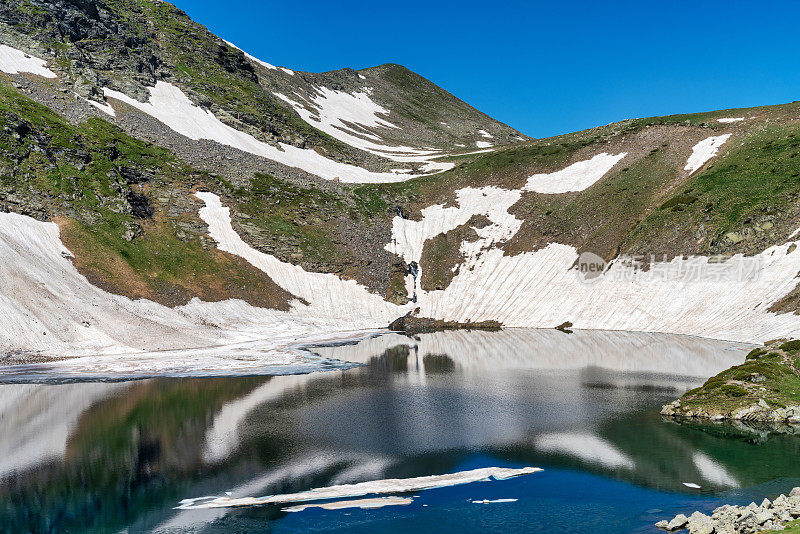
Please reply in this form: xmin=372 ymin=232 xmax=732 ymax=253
xmin=656 ymin=489 xmax=800 ymax=533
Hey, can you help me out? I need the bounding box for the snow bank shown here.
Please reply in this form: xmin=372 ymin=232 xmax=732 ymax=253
xmin=524 ymin=152 xmax=627 ymax=194
xmin=384 ymin=151 xmax=800 ymax=342
xmin=176 ymin=466 xmax=541 ymax=509
xmin=479 ymin=129 xmax=494 ymax=139
xmin=104 ymin=82 xmax=442 ymax=183
xmin=717 ymin=118 xmax=744 ymax=123
xmin=223 ymin=39 xmax=278 ymax=70
xmin=0 ymin=45 xmax=56 ymax=78
xmin=476 ymin=140 xmax=493 ymax=148
xmin=196 ymin=192 xmax=406 ymax=325
xmin=415 ymin=230 xmax=800 ymax=343
xmin=0 ymin=206 xmax=392 ymax=374
xmin=274 ymin=89 xmax=454 ymax=173
xmin=685 ymin=134 xmax=731 ymax=174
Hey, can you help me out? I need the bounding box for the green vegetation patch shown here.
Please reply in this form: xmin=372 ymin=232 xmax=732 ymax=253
xmin=0 ymin=79 xmax=292 ymax=308
xmin=670 ymin=340 xmax=800 ymax=416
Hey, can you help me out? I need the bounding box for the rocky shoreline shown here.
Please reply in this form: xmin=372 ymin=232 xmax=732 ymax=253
xmin=661 ymin=399 xmax=800 ymax=425
xmin=660 ymin=339 xmax=800 ymax=426
xmin=656 ymin=488 xmax=800 ymax=533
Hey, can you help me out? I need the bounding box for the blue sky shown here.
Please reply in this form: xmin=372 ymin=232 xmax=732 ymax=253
xmin=172 ymin=0 xmax=800 ymax=138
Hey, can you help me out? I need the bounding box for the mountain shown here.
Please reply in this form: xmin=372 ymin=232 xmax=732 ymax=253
xmin=1 ymin=0 xmax=800 ymax=363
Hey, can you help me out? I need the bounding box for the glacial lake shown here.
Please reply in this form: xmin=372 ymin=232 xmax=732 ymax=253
xmin=2 ymin=329 xmax=800 ymax=533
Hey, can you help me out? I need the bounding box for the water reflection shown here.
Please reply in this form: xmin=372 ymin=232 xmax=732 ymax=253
xmin=1 ymin=329 xmax=796 ymax=534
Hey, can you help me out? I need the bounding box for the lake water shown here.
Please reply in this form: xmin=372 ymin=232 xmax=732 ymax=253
xmin=1 ymin=329 xmax=799 ymax=533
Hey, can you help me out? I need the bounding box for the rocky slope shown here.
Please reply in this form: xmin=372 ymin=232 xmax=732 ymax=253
xmin=3 ymin=0 xmax=800 ymax=362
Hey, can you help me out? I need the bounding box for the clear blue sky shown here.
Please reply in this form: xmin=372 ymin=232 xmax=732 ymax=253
xmin=172 ymin=0 xmax=800 ymax=138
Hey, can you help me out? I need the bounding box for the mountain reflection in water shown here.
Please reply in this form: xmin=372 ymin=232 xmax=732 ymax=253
xmin=2 ymin=329 xmax=798 ymax=534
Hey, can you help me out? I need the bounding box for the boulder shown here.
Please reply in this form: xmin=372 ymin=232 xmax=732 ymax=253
xmin=686 ymin=512 xmax=714 ymax=534
xmin=667 ymin=514 xmax=690 ymax=531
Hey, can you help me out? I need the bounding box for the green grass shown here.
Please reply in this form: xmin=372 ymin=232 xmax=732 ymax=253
xmin=630 ymin=124 xmax=800 ymax=255
xmin=675 ymin=341 xmax=800 ymax=415
xmin=0 ymin=79 xmax=293 ymax=307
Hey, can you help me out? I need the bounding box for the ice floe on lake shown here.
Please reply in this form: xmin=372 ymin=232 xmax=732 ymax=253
xmin=176 ymin=466 xmax=541 ymax=509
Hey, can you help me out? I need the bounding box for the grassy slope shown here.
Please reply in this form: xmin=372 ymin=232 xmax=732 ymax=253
xmin=670 ymin=340 xmax=800 ymax=416
xmin=0 ymin=77 xmax=294 ymax=309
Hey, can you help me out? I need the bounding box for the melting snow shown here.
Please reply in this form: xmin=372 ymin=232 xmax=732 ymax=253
xmin=684 ymin=134 xmax=731 ymax=174
xmin=274 ymin=89 xmax=454 ymax=172
xmin=385 ymin=151 xmax=800 ymax=343
xmin=479 ymin=129 xmax=494 ymax=138
xmin=0 ymin=198 xmax=403 ymax=373
xmin=223 ymin=39 xmax=278 ymax=70
xmin=524 ymin=152 xmax=627 ymax=194
xmin=717 ymin=117 xmax=744 ymax=123
xmin=104 ymin=81 xmax=441 ymax=182
xmin=196 ymin=192 xmax=406 ymax=323
xmin=476 ymin=140 xmax=493 ymax=148
xmin=0 ymin=44 xmax=56 ymax=78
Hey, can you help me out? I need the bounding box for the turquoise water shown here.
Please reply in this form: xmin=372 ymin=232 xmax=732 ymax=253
xmin=0 ymin=329 xmax=798 ymax=533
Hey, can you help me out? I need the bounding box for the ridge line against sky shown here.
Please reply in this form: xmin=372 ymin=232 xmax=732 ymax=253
xmin=172 ymin=0 xmax=800 ymax=138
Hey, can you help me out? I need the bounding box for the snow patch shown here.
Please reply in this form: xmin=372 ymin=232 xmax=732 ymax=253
xmin=386 ymin=151 xmax=800 ymax=343
xmin=0 ymin=204 xmax=398 ymax=372
xmin=685 ymin=134 xmax=731 ymax=174
xmin=274 ymin=88 xmax=454 ymax=173
xmin=524 ymin=152 xmax=627 ymax=194
xmin=717 ymin=118 xmax=744 ymax=123
xmin=104 ymin=81 xmax=438 ymax=182
xmin=222 ymin=39 xmax=277 ymax=70
xmin=476 ymin=140 xmax=493 ymax=148
xmin=478 ymin=129 xmax=494 ymax=138
xmin=196 ymin=192 xmax=406 ymax=324
xmin=0 ymin=45 xmax=56 ymax=78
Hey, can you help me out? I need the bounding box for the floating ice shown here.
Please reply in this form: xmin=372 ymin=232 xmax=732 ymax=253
xmin=176 ymin=466 xmax=542 ymax=509
xmin=284 ymin=496 xmax=414 ymax=512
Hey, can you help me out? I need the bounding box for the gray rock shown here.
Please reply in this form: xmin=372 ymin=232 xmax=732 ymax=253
xmin=687 ymin=512 xmax=714 ymax=534
xmin=655 ymin=520 xmax=669 ymax=530
xmin=667 ymin=514 xmax=690 ymax=531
